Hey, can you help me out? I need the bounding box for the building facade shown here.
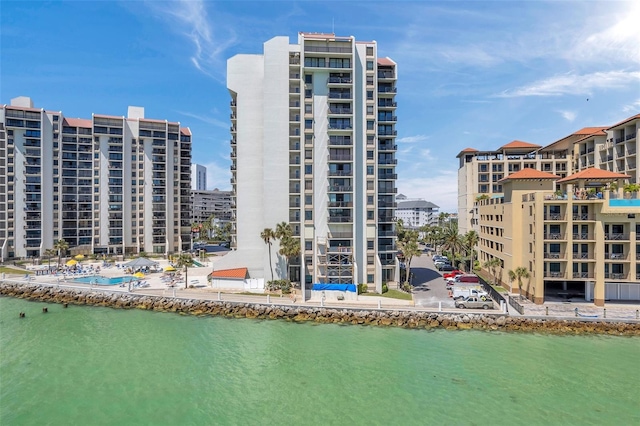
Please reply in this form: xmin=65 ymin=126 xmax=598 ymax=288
xmin=473 ymin=114 xmax=640 ymax=306
xmin=216 ymin=32 xmax=398 ymax=294
xmin=191 ymin=188 xmax=233 ymax=225
xmin=395 ymin=199 xmax=439 ymax=228
xmin=191 ymin=163 xmax=207 ymax=191
xmin=0 ymin=96 xmax=192 ymax=260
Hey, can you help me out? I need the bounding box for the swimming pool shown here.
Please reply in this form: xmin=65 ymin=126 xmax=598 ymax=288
xmin=73 ymin=276 xmax=131 ymax=286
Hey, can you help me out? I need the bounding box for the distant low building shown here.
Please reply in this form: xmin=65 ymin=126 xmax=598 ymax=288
xmin=396 ymin=199 xmax=440 ymax=228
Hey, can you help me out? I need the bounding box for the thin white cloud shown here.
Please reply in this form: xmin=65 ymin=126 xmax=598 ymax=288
xmin=176 ymin=110 xmax=228 ymax=129
xmin=144 ymin=0 xmax=237 ymax=80
xmin=558 ymin=110 xmax=577 ymax=122
xmin=495 ymin=71 xmax=640 ymax=97
xmin=397 ymin=134 xmax=429 ymax=143
xmin=572 ymin=3 xmax=640 ymax=64
xmin=622 ymin=99 xmax=640 ymax=113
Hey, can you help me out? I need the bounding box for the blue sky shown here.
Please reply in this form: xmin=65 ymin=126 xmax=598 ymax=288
xmin=2 ymin=1 xmax=639 ymax=212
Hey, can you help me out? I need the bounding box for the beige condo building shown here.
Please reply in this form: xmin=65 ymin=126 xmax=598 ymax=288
xmin=469 ymin=114 xmax=640 ymax=306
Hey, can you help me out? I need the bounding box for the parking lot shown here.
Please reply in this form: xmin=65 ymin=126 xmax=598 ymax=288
xmin=409 ymin=252 xmax=457 ymax=309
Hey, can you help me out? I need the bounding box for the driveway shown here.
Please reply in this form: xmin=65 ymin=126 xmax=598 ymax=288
xmin=409 ymin=253 xmax=456 ymax=309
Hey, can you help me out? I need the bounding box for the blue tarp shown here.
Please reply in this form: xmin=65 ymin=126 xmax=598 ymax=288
xmin=312 ymin=283 xmax=357 ymax=293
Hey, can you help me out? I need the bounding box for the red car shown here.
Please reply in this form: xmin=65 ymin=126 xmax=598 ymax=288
xmin=443 ymin=270 xmax=464 ymax=279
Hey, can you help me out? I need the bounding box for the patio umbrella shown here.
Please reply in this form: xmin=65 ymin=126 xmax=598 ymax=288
xmin=133 ymin=272 xmax=145 ymax=279
xmin=74 ymin=254 xmax=85 ymax=260
xmin=123 ymin=257 xmax=159 ymax=268
xmin=164 ymin=266 xmax=176 ymax=272
xmin=66 ymin=259 xmax=77 ymax=266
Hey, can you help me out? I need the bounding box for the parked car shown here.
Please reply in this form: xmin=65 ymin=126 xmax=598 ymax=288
xmin=451 ymin=286 xmax=489 ymax=300
xmin=443 ymin=269 xmax=463 ymax=277
xmin=435 ymin=261 xmax=452 ymax=270
xmin=439 ymin=264 xmax=456 ymax=272
xmin=454 ymin=274 xmax=480 ymax=284
xmin=455 ymin=295 xmax=494 ymax=309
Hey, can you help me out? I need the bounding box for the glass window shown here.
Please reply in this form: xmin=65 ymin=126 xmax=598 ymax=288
xmin=366 ymin=61 xmax=374 ymax=70
xmin=305 ymin=164 xmax=312 ymax=174
xmin=305 ymin=210 xmax=312 ymax=220
xmin=305 ymin=240 xmax=312 ymax=250
xmin=304 ymin=74 xmax=312 ymax=84
xmin=305 ymin=195 xmax=312 ymax=205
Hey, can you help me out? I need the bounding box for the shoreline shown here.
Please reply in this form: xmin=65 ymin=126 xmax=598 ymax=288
xmin=1 ymin=281 xmax=639 ymax=336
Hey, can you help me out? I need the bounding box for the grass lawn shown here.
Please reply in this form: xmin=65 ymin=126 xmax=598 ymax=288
xmin=361 ymin=289 xmax=413 ymax=300
xmin=0 ymin=266 xmax=32 ymax=275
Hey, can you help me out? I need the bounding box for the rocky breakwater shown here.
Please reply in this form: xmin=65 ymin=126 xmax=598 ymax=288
xmin=2 ymin=282 xmax=639 ymax=335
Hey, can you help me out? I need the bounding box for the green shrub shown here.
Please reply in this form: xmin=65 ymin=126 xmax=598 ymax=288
xmin=402 ymin=282 xmax=412 ymax=293
xmin=266 ymin=279 xmax=291 ymax=293
xmin=382 ymin=283 xmax=389 ymax=294
xmin=357 ymin=283 xmax=368 ymax=294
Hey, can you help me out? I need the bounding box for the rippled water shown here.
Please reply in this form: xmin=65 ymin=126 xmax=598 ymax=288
xmin=1 ymin=297 xmax=639 ymax=425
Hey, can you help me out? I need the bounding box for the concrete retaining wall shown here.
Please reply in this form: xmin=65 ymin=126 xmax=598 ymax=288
xmin=1 ymin=282 xmax=639 ymax=335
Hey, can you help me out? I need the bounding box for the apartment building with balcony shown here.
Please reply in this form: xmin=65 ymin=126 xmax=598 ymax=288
xmin=191 ymin=188 xmax=233 ymax=225
xmin=477 ymin=167 xmax=640 ymax=306
xmin=216 ymin=32 xmax=398 ymax=295
xmin=0 ymin=96 xmax=192 ymax=260
xmin=457 ymin=122 xmax=640 ymax=234
xmin=395 ymin=198 xmax=439 ymax=228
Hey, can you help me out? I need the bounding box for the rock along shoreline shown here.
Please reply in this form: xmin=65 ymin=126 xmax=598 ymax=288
xmin=2 ymin=282 xmax=639 ymax=336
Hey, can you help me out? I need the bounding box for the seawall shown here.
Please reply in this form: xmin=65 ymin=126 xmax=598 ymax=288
xmin=2 ymin=282 xmax=639 ymax=335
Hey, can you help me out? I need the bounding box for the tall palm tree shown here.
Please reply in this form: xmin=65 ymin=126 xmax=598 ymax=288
xmin=463 ymin=230 xmax=479 ymax=272
xmin=275 ymin=221 xmax=292 ymax=240
xmin=279 ymin=235 xmax=300 ymax=282
xmin=260 ymin=228 xmax=276 ymax=281
xmin=175 ymin=253 xmax=194 ymax=289
xmin=53 ymin=239 xmax=69 ymax=266
xmin=508 ymin=267 xmax=531 ymax=298
xmin=399 ymin=236 xmax=421 ymax=287
xmin=441 ymin=223 xmax=462 ymax=262
xmin=483 ymin=258 xmax=502 ymax=285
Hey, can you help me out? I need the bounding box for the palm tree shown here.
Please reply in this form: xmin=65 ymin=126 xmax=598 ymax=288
xmin=260 ymin=228 xmax=276 ymax=281
xmin=441 ymin=223 xmax=462 ymax=262
xmin=175 ymin=253 xmax=194 ymax=289
xmin=279 ymin=235 xmax=300 ymax=282
xmin=508 ymin=267 xmax=531 ymax=299
xmin=399 ymin=237 xmax=421 ymax=288
xmin=483 ymin=258 xmax=502 ymax=285
xmin=463 ymin=230 xmax=479 ymax=272
xmin=53 ymin=239 xmax=69 ymax=266
xmin=202 ymin=214 xmax=216 ymax=240
xmin=275 ymin=221 xmax=292 ymax=240
xmin=43 ymin=248 xmax=57 ymax=271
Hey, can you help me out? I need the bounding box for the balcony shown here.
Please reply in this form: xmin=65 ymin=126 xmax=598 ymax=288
xmin=544 ymin=233 xmax=565 ymax=240
xmin=572 ymin=253 xmax=592 ymax=260
xmin=378 ymin=130 xmax=397 ymax=136
xmin=328 ymin=201 xmax=353 ymax=208
xmin=328 ymin=93 xmax=352 ymax=99
xmin=572 ymin=272 xmax=594 ymax=279
xmin=328 ymin=216 xmax=352 ymax=223
xmin=328 ymin=170 xmax=352 ymax=177
xmin=327 ymin=185 xmax=353 ymax=192
xmin=328 ymin=107 xmax=353 ymax=114
xmin=328 ymin=154 xmax=352 ymax=161
xmin=605 ymin=233 xmax=629 ymax=240
xmin=604 ymin=273 xmax=627 ymax=280
xmin=604 ymin=253 xmax=627 ymax=260
xmin=543 ymin=252 xmax=564 ymax=259
xmin=544 ymin=271 xmax=566 ymax=278
xmin=544 ymin=214 xmax=564 ymax=220
xmin=572 ymin=214 xmax=594 ymax=220
xmin=572 ymin=233 xmax=593 ymax=240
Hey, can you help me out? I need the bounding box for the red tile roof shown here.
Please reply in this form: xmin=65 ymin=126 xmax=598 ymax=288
xmin=574 ymin=127 xmax=607 ymax=135
xmin=500 ymin=140 xmax=541 ymax=150
xmin=63 ymin=117 xmax=92 ymax=128
xmin=180 ymin=128 xmax=192 ymax=136
xmin=607 ymin=113 xmax=640 ymax=130
xmin=557 ymin=168 xmax=631 ymax=183
xmin=456 ymin=147 xmax=479 ymax=157
xmin=208 ymin=267 xmax=248 ymax=280
xmin=499 ymin=169 xmax=559 ymax=182
xmin=377 ymin=57 xmax=396 ymax=66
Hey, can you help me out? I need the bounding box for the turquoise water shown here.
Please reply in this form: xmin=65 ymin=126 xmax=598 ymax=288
xmin=1 ymin=297 xmax=639 ymax=425
xmin=73 ymin=276 xmax=129 ymax=285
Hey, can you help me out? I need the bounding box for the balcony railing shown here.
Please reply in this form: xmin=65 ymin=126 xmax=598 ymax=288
xmin=572 ymin=233 xmax=593 ymax=240
xmin=328 ymin=216 xmax=353 ymax=223
xmin=604 ymin=253 xmax=627 ymax=260
xmin=604 ymin=273 xmax=627 ymax=280
xmin=573 ymin=272 xmax=594 ymax=279
xmin=572 ymin=253 xmax=591 ymax=259
xmin=544 ymin=214 xmax=564 ymax=220
xmin=328 ymin=185 xmax=353 ymax=192
xmin=605 ymin=233 xmax=629 ymax=240
xmin=544 ymin=271 xmax=565 ymax=278
xmin=544 ymin=233 xmax=565 ymax=240
xmin=572 ymin=214 xmax=593 ymax=220
xmin=544 ymin=252 xmax=563 ymax=259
